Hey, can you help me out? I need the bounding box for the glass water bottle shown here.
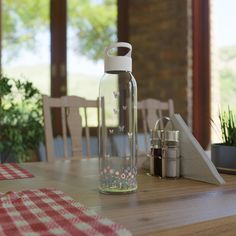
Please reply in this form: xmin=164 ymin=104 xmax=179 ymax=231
xmin=99 ymin=42 xmax=138 ymax=194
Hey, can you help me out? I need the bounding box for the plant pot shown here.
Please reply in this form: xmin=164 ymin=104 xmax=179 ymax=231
xmin=211 ymin=143 xmax=236 ymax=174
xmin=25 ymin=149 xmax=40 ymax=162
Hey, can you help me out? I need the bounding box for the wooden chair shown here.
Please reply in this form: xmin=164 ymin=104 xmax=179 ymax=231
xmin=43 ymin=95 xmax=99 ymax=161
xmin=137 ymin=98 xmax=175 ymax=154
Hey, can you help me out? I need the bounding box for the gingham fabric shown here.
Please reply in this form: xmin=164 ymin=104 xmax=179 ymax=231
xmin=0 ymin=163 xmax=34 ymax=180
xmin=0 ymin=188 xmax=131 ymax=236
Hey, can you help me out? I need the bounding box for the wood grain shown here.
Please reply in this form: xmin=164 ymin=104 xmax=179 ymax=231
xmin=1 ymin=159 xmax=236 ymax=235
xmin=150 ymin=215 xmax=236 ymax=236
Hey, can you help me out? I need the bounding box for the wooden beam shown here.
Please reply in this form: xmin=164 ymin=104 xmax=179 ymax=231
xmin=192 ymin=0 xmax=210 ymax=149
xmin=50 ymin=0 xmax=67 ymax=97
xmin=117 ymin=0 xmax=129 ymax=44
xmin=50 ymin=0 xmax=67 ymax=135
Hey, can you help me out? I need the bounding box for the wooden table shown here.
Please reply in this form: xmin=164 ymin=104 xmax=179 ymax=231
xmin=1 ymin=159 xmax=236 ymax=235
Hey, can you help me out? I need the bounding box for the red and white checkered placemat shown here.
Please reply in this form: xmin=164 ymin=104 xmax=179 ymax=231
xmin=0 ymin=188 xmax=131 ymax=236
xmin=0 ymin=163 xmax=33 ymax=180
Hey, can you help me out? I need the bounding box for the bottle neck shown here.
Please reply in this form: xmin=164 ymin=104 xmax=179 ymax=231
xmin=105 ymin=70 xmax=131 ymax=74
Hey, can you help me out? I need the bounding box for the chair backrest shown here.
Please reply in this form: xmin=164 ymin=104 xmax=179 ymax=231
xmin=137 ymin=98 xmax=175 ymax=154
xmin=43 ymin=95 xmax=99 ymax=161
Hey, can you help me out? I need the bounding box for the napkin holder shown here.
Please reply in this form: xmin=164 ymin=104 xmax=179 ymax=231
xmin=170 ymin=114 xmax=225 ymax=185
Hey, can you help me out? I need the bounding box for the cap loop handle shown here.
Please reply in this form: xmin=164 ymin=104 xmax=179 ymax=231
xmin=105 ymin=42 xmax=132 ymax=58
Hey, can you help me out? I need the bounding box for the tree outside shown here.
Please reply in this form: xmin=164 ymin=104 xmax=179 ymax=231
xmin=2 ymin=0 xmax=116 ymax=63
xmin=1 ymin=0 xmax=117 ymax=126
xmin=211 ymin=0 xmax=236 ymax=143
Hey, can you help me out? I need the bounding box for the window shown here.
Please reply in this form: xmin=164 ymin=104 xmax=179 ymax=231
xmin=211 ymin=0 xmax=236 ymax=143
xmin=1 ymin=0 xmax=50 ymax=95
xmin=0 ymin=0 xmax=118 ymax=127
xmin=67 ymin=0 xmax=117 ymax=126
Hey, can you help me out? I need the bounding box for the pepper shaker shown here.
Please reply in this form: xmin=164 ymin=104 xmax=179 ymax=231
xmin=150 ymin=129 xmax=165 ymax=177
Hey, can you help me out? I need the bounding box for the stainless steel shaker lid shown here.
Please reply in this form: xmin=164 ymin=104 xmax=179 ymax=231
xmin=151 ymin=117 xmax=180 ymax=147
xmin=164 ymin=130 xmax=179 ymax=142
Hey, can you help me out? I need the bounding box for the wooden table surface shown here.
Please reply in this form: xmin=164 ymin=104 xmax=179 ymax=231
xmin=1 ymin=159 xmax=236 ymax=235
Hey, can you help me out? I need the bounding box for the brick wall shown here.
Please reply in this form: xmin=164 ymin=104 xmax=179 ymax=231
xmin=129 ymin=0 xmax=192 ymax=124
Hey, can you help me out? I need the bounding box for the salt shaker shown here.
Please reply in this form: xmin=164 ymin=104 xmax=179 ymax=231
xmin=162 ymin=130 xmax=180 ymax=178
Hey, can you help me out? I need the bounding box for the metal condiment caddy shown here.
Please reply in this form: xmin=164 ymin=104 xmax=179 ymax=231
xmin=150 ymin=117 xmax=180 ymax=178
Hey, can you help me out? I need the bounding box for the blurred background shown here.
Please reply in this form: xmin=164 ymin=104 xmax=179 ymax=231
xmin=0 ymin=0 xmax=235 ymax=153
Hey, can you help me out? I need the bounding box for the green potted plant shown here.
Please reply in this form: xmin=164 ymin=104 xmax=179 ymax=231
xmin=0 ymin=74 xmax=44 ymax=163
xmin=211 ymin=108 xmax=236 ymax=174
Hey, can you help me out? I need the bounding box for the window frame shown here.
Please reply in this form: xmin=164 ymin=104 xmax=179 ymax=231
xmin=192 ymin=0 xmax=211 ymax=149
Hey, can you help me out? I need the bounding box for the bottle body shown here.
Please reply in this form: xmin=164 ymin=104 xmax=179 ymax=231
xmin=99 ymin=71 xmax=137 ymax=194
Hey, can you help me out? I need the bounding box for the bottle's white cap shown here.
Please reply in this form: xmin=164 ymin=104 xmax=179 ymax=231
xmin=104 ymin=42 xmax=132 ymax=72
